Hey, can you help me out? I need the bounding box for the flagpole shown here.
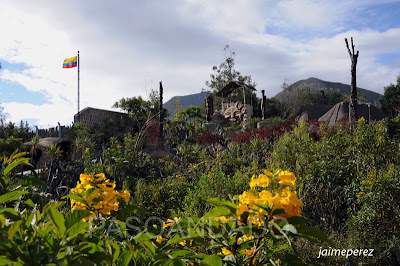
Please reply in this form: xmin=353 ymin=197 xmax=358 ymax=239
xmin=78 ymin=51 xmax=80 ymax=123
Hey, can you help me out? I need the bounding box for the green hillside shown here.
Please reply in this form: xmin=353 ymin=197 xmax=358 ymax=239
xmin=274 ymin=77 xmax=382 ymax=105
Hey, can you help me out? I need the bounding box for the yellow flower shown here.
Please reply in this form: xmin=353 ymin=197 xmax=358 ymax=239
xmin=95 ymin=173 xmax=106 ymax=181
xmin=277 ymin=170 xmax=296 ymax=187
xmin=357 ymin=116 xmax=365 ymax=122
xmin=221 ymin=247 xmax=233 ymax=256
xmin=264 ymin=169 xmax=272 ymax=176
xmin=249 ymin=216 xmax=264 ymax=227
xmin=156 ymin=235 xmax=167 ymax=244
xmin=237 ymin=204 xmax=249 ymax=216
xmin=214 ymin=216 xmax=229 ymax=223
xmin=239 ymin=191 xmax=257 ymax=204
xmin=356 ymin=191 xmax=364 ymax=198
xmin=117 ymin=190 xmax=130 ymax=202
xmin=163 ymin=217 xmax=181 ymax=228
xmin=179 ymin=240 xmax=186 ymax=246
xmin=249 ymin=175 xmax=259 ymax=188
xmin=237 ymin=234 xmax=254 ymax=244
xmin=276 ymin=187 xmax=302 ymax=218
xmin=242 ymin=247 xmax=255 ymax=256
xmin=258 ymin=174 xmax=271 ymax=187
xmin=85 ymin=147 xmax=90 ymax=153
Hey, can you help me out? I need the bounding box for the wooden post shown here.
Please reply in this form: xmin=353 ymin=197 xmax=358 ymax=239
xmin=261 ymin=90 xmax=267 ymax=120
xmin=158 ymin=81 xmax=164 ymax=139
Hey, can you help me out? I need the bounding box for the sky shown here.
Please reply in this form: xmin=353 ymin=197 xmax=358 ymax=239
xmin=0 ymin=0 xmax=400 ymax=128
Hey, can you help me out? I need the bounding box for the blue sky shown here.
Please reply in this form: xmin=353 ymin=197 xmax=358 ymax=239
xmin=0 ymin=0 xmax=399 ymax=128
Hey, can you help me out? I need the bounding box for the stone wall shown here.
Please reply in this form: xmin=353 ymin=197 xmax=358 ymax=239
xmin=74 ymin=107 xmax=133 ymax=130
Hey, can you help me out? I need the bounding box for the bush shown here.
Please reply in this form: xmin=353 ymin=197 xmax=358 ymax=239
xmin=0 ymin=136 xmax=24 ymax=157
xmin=133 ymin=177 xmax=189 ymax=219
xmin=347 ymin=164 xmax=400 ymax=264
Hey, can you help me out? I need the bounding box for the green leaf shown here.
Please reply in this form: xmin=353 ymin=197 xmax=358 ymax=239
xmin=207 ymin=198 xmax=237 ymax=213
xmin=24 ymin=198 xmax=36 ymax=207
xmin=42 ymin=201 xmax=64 ymax=214
xmin=85 ymin=188 xmax=98 ymax=199
xmin=20 ymin=175 xmax=45 ymax=187
xmin=0 ymin=256 xmax=12 ymax=266
xmin=75 ymin=242 xmax=100 ymax=255
xmin=61 ymin=194 xmax=87 ymax=206
xmin=297 ymin=224 xmax=335 ymax=247
xmin=65 ymin=210 xmax=91 ymax=229
xmin=47 ymin=207 xmax=66 ymax=237
xmin=253 ymin=203 xmax=272 ymax=214
xmin=65 ymin=221 xmax=90 ymax=239
xmin=163 ymin=234 xmax=185 ymax=247
xmin=265 ymin=244 xmax=290 ymax=258
xmin=111 ymin=242 xmax=121 ymax=263
xmin=8 ymin=220 xmax=22 ymax=240
xmin=141 ymin=240 xmax=156 ymax=256
xmin=201 ymin=255 xmax=223 ymax=266
xmin=169 ymin=250 xmax=196 ymax=259
xmin=0 ymin=208 xmax=20 ymax=221
xmin=271 ymin=208 xmax=287 ymax=216
xmin=3 ymin=157 xmax=31 ymax=176
xmin=286 ymin=216 xmax=316 ymax=225
xmin=24 ymin=212 xmax=34 ymax=228
xmin=133 ymin=231 xmax=157 ymax=242
xmin=117 ymin=251 xmax=134 ymax=266
xmin=90 ymin=196 xmax=104 ymax=206
xmin=202 ymin=206 xmax=232 ymax=220
xmin=0 ymin=191 xmax=29 ymax=204
xmin=0 ymin=214 xmax=5 ymax=229
xmin=110 ymin=205 xmax=148 ymax=221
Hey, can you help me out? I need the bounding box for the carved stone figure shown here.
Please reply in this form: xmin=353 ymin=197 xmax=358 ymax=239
xmin=223 ymin=102 xmax=248 ymax=122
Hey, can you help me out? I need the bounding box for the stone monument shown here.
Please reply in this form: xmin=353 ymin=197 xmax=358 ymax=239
xmin=149 ymin=81 xmax=174 ymax=160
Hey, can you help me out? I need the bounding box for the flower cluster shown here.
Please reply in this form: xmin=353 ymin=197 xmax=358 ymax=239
xmin=70 ymin=173 xmax=130 ymax=221
xmin=237 ymin=169 xmax=302 ymax=221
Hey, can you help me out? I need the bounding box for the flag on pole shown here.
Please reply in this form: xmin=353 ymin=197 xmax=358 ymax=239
xmin=63 ymin=56 xmax=78 ymax=68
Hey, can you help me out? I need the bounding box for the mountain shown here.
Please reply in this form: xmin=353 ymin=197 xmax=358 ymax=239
xmin=274 ymin=77 xmax=382 ymax=105
xmin=164 ymin=91 xmax=208 ymax=117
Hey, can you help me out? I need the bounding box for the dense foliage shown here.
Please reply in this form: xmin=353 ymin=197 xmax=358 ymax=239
xmin=1 ymin=106 xmax=399 ymax=265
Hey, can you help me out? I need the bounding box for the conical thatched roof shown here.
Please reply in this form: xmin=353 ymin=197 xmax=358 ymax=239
xmin=318 ymin=102 xmax=386 ymax=125
xmin=294 ymin=105 xmax=334 ymax=124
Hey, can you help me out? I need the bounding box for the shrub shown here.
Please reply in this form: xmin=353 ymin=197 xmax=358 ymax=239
xmin=133 ymin=177 xmax=189 ymax=219
xmin=347 ymin=164 xmax=400 ymax=264
xmin=196 ymin=132 xmax=225 ymax=146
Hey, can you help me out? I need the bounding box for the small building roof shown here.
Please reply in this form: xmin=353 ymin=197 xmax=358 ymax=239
xmin=294 ymin=105 xmax=334 ymax=123
xmin=24 ymin=137 xmax=70 ymax=148
xmin=215 ymin=81 xmax=256 ymax=98
xmin=318 ymin=102 xmax=386 ymax=125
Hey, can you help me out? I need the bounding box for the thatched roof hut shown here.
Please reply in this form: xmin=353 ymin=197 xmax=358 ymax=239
xmin=318 ymin=102 xmax=386 ymax=125
xmin=294 ymin=105 xmax=334 ymax=124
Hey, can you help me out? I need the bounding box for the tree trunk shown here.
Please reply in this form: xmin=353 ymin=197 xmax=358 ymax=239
xmin=345 ymin=37 xmax=359 ymax=122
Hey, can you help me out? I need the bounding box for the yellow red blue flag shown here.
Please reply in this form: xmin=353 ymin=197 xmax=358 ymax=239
xmin=63 ymin=56 xmax=77 ymax=68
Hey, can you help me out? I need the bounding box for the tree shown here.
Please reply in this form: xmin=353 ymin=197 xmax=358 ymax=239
xmin=113 ymin=96 xmax=151 ymax=121
xmin=278 ymin=84 xmax=344 ymax=116
xmin=379 ymin=75 xmax=400 ymax=118
xmin=345 ymin=37 xmax=359 ymax=122
xmin=204 ymin=45 xmax=257 ymax=108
